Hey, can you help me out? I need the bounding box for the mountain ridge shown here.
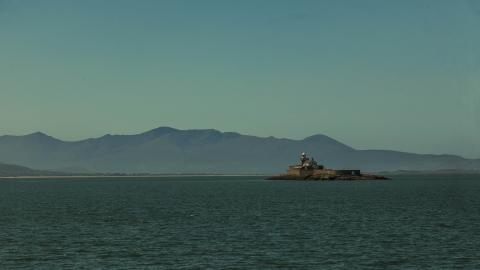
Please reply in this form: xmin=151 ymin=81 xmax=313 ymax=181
xmin=0 ymin=127 xmax=478 ymax=174
xmin=0 ymin=162 xmax=64 ymax=177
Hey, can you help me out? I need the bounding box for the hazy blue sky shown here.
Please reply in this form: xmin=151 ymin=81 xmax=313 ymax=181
xmin=1 ymin=0 xmax=479 ymax=158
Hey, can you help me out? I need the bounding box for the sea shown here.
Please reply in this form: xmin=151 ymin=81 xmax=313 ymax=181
xmin=0 ymin=175 xmax=479 ymax=269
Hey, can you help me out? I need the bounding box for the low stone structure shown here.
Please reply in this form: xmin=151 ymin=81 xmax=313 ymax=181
xmin=267 ymin=152 xmax=388 ymax=181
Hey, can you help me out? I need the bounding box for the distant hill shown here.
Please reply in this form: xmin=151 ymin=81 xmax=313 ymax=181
xmin=0 ymin=127 xmax=479 ymax=174
xmin=0 ymin=163 xmax=63 ymax=177
xmin=381 ymin=169 xmax=480 ymax=176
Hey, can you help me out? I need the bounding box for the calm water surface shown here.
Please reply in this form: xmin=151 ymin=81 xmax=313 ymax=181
xmin=0 ymin=176 xmax=479 ymax=269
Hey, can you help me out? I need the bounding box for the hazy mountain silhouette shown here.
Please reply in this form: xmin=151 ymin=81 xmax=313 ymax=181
xmin=0 ymin=162 xmax=63 ymax=177
xmin=0 ymin=127 xmax=479 ymax=174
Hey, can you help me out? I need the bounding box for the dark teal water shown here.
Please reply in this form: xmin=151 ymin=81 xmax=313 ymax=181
xmin=0 ymin=176 xmax=479 ymax=269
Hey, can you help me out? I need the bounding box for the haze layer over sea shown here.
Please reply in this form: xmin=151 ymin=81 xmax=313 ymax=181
xmin=0 ymin=176 xmax=479 ymax=269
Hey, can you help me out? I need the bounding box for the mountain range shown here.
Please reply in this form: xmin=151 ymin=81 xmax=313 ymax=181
xmin=0 ymin=163 xmax=63 ymax=177
xmin=0 ymin=127 xmax=479 ymax=174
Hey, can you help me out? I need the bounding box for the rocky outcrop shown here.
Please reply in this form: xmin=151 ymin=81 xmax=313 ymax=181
xmin=266 ymin=152 xmax=389 ymax=181
xmin=266 ymin=173 xmax=389 ymax=181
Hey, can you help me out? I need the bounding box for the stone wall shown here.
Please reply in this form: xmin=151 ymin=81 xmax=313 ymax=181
xmin=287 ymin=167 xmax=314 ymax=177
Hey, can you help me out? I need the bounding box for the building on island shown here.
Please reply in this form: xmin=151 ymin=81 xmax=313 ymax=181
xmin=265 ymin=152 xmax=376 ymax=180
xmin=286 ymin=152 xmax=360 ymax=177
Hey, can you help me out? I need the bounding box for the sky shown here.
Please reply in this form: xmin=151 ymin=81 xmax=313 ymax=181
xmin=1 ymin=0 xmax=479 ymax=158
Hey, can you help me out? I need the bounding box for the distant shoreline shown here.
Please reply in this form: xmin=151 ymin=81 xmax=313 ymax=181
xmin=0 ymin=174 xmax=267 ymax=179
xmin=2 ymin=171 xmax=480 ymax=179
xmin=381 ymin=170 xmax=480 ymax=176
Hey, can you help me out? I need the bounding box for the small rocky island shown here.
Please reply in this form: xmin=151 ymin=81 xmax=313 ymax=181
xmin=266 ymin=152 xmax=389 ymax=181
